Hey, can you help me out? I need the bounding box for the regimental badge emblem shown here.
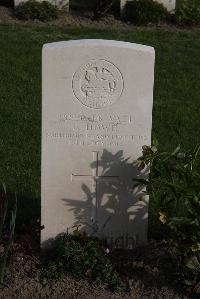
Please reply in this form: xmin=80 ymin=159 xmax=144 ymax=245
xmin=72 ymin=59 xmax=124 ymax=109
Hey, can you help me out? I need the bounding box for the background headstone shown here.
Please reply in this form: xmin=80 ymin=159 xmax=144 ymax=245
xmin=120 ymin=0 xmax=127 ymax=17
xmin=156 ymin=0 xmax=176 ymax=11
xmin=42 ymin=40 xmax=155 ymax=248
xmin=120 ymin=0 xmax=176 ymax=15
xmin=14 ymin=0 xmax=175 ymax=13
xmin=14 ymin=0 xmax=69 ymax=10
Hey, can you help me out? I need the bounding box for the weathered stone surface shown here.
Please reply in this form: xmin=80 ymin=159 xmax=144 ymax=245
xmin=41 ymin=40 xmax=155 ymax=248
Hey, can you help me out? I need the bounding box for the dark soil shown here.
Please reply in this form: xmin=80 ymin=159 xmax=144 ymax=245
xmin=0 ymin=229 xmax=198 ymax=299
xmin=0 ymin=6 xmax=200 ymax=32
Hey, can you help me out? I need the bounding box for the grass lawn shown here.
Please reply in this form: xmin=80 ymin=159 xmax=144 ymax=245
xmin=0 ymin=24 xmax=200 ymax=221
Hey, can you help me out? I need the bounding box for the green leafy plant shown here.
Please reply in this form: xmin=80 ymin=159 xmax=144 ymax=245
xmin=133 ymin=144 xmax=200 ymax=287
xmin=0 ymin=185 xmax=17 ymax=284
xmin=175 ymin=0 xmax=200 ymax=26
xmin=125 ymin=0 xmax=169 ymax=25
xmin=14 ymin=0 xmax=58 ymax=21
xmin=183 ymin=253 xmax=200 ymax=289
xmin=47 ymin=229 xmax=125 ymax=291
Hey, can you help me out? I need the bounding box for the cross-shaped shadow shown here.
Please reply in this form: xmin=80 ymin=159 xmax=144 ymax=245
xmin=62 ymin=149 xmax=149 ymax=249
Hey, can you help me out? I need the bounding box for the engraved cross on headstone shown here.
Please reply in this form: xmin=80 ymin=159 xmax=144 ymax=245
xmin=71 ymin=151 xmax=119 ymax=222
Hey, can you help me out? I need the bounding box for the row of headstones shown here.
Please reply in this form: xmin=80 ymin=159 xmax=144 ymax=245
xmin=14 ymin=0 xmax=176 ymax=13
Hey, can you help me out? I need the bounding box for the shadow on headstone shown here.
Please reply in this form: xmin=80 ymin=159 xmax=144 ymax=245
xmin=62 ymin=149 xmax=148 ymax=249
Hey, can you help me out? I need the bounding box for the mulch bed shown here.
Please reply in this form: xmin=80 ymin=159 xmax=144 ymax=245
xmin=0 ymin=226 xmax=198 ymax=299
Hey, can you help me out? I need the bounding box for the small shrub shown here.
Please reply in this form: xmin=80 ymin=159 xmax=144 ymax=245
xmin=134 ymin=144 xmax=200 ymax=246
xmin=125 ymin=0 xmax=169 ymax=25
xmin=47 ymin=231 xmax=125 ymax=291
xmin=15 ymin=0 xmax=58 ymax=21
xmin=175 ymin=0 xmax=200 ymax=26
xmin=133 ymin=144 xmax=200 ymax=287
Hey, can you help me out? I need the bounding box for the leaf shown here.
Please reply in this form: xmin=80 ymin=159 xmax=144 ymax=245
xmin=171 ymin=145 xmax=181 ymax=156
xmin=191 ymin=243 xmax=200 ymax=252
xmin=132 ymin=178 xmax=148 ymax=185
xmin=152 ymin=136 xmax=159 ymax=148
xmin=186 ymin=256 xmax=200 ymax=272
xmin=163 ymin=145 xmax=181 ymax=162
xmin=165 ymin=182 xmax=179 ymax=198
xmin=168 ymin=217 xmax=190 ymax=224
xmin=132 ymin=179 xmax=149 ymax=189
xmin=193 ymin=144 xmax=200 ymax=159
xmin=0 ymin=184 xmax=8 ymax=239
xmin=159 ymin=212 xmax=167 ymax=224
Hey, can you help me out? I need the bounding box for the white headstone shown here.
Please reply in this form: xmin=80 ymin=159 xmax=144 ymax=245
xmin=41 ymin=40 xmax=155 ymax=249
xmin=120 ymin=0 xmax=127 ymax=17
xmin=120 ymin=0 xmax=176 ymax=15
xmin=156 ymin=0 xmax=176 ymax=11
